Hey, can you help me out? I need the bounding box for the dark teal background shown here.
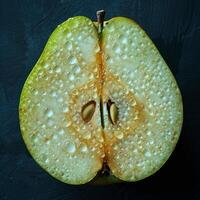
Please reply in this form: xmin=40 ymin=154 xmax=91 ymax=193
xmin=0 ymin=0 xmax=200 ymax=199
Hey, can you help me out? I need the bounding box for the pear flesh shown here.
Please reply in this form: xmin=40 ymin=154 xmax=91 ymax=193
xmin=19 ymin=16 xmax=183 ymax=184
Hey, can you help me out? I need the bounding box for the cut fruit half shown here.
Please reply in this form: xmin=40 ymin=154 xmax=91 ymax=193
xmin=19 ymin=11 xmax=183 ymax=185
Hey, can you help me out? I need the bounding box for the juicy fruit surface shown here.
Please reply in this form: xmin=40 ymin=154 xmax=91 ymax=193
xmin=19 ymin=16 xmax=183 ymax=184
xmin=102 ymin=17 xmax=182 ymax=181
xmin=19 ymin=17 xmax=104 ymax=184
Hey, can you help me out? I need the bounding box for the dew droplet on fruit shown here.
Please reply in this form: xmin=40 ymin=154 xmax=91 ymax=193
xmin=114 ymin=131 xmax=124 ymax=139
xmin=114 ymin=46 xmax=121 ymax=54
xmin=113 ymin=145 xmax=118 ymax=150
xmin=69 ymin=74 xmax=75 ymax=81
xmin=98 ymin=136 xmax=104 ymax=143
xmin=53 ymin=135 xmax=58 ymax=140
xmin=44 ymin=63 xmax=49 ymax=69
xmin=33 ymin=90 xmax=39 ymax=96
xmin=106 ymin=57 xmax=114 ymax=64
xmin=119 ymin=35 xmax=128 ymax=44
xmin=122 ymin=54 xmax=128 ymax=60
xmin=58 ymin=97 xmax=63 ymax=102
xmin=83 ymin=132 xmax=91 ymax=139
xmin=47 ymin=119 xmax=54 ymax=126
xmin=58 ymin=129 xmax=64 ymax=135
xmin=66 ymin=32 xmax=72 ymax=38
xmin=80 ymin=144 xmax=88 ymax=153
xmin=73 ymin=65 xmax=81 ymax=74
xmin=108 ymin=25 xmax=114 ymax=32
xmin=34 ymin=137 xmax=39 ymax=143
xmin=63 ymin=107 xmax=69 ymax=113
xmin=133 ymin=149 xmax=138 ymax=154
xmin=46 ymin=109 xmax=54 ymax=117
xmin=66 ymin=121 xmax=71 ymax=127
xmin=77 ymin=35 xmax=83 ymax=41
xmin=69 ymin=84 xmax=75 ymax=90
xmin=91 ymin=147 xmax=96 ymax=152
xmin=145 ymin=151 xmax=151 ymax=157
xmin=69 ymin=56 xmax=77 ymax=64
xmin=89 ymin=73 xmax=94 ymax=80
xmin=55 ymin=66 xmax=61 ymax=73
xmin=66 ymin=143 xmax=76 ymax=153
xmin=147 ymin=131 xmax=152 ymax=136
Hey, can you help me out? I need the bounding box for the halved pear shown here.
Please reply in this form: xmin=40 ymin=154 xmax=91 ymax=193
xmin=19 ymin=14 xmax=183 ymax=185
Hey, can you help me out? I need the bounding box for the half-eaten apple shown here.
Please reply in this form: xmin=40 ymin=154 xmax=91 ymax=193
xmin=19 ymin=10 xmax=183 ymax=185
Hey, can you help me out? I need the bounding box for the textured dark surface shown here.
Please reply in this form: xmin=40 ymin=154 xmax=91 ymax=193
xmin=0 ymin=0 xmax=200 ymax=199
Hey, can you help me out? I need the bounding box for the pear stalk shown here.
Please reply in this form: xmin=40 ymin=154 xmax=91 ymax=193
xmin=96 ymin=10 xmax=105 ymax=34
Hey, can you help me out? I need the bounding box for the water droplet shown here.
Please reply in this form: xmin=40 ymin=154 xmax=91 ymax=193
xmin=34 ymin=138 xmax=38 ymax=143
xmin=58 ymin=129 xmax=64 ymax=135
xmin=44 ymin=64 xmax=49 ymax=69
xmin=114 ymin=131 xmax=124 ymax=139
xmin=150 ymin=140 xmax=154 ymax=145
xmin=77 ymin=35 xmax=83 ymax=41
xmin=145 ymin=151 xmax=151 ymax=157
xmin=91 ymin=147 xmax=96 ymax=151
xmin=63 ymin=107 xmax=69 ymax=113
xmin=55 ymin=67 xmax=61 ymax=73
xmin=113 ymin=46 xmax=121 ymax=54
xmin=147 ymin=131 xmax=152 ymax=136
xmin=66 ymin=143 xmax=76 ymax=153
xmin=34 ymin=90 xmax=39 ymax=95
xmin=98 ymin=136 xmax=104 ymax=143
xmin=128 ymin=163 xmax=133 ymax=168
xmin=107 ymin=57 xmax=114 ymax=64
xmin=66 ymin=41 xmax=73 ymax=50
xmin=58 ymin=97 xmax=63 ymax=102
xmin=69 ymin=74 xmax=75 ymax=81
xmin=120 ymin=36 xmax=128 ymax=44
xmin=133 ymin=149 xmax=138 ymax=153
xmin=108 ymin=25 xmax=114 ymax=32
xmin=46 ymin=140 xmax=50 ymax=145
xmin=47 ymin=119 xmax=54 ymax=126
xmin=41 ymin=124 xmax=46 ymax=129
xmin=69 ymin=84 xmax=74 ymax=90
xmin=73 ymin=65 xmax=81 ymax=74
xmin=53 ymin=135 xmax=58 ymax=140
xmin=101 ymin=153 xmax=105 ymax=158
xmin=122 ymin=54 xmax=128 ymax=60
xmin=113 ymin=145 xmax=118 ymax=150
xmin=83 ymin=132 xmax=91 ymax=139
xmin=66 ymin=32 xmax=72 ymax=38
xmin=69 ymin=56 xmax=77 ymax=64
xmin=51 ymin=91 xmax=57 ymax=97
xmin=168 ymin=131 xmax=172 ymax=135
xmin=80 ymin=144 xmax=88 ymax=153
xmin=66 ymin=121 xmax=71 ymax=127
xmin=89 ymin=73 xmax=94 ymax=80
xmin=46 ymin=109 xmax=54 ymax=117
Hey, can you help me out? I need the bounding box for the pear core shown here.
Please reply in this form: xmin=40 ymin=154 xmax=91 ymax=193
xmin=19 ymin=16 xmax=183 ymax=185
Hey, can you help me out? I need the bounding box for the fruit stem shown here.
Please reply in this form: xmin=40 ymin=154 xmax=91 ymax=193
xmin=96 ymin=10 xmax=105 ymax=34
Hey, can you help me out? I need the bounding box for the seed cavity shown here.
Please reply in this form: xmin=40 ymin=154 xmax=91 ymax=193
xmin=107 ymin=100 xmax=118 ymax=125
xmin=81 ymin=100 xmax=96 ymax=123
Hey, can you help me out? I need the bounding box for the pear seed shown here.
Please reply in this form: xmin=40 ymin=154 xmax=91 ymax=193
xmin=81 ymin=101 xmax=96 ymax=123
xmin=107 ymin=100 xmax=118 ymax=125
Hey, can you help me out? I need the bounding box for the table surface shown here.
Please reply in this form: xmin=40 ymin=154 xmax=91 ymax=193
xmin=0 ymin=0 xmax=200 ymax=199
